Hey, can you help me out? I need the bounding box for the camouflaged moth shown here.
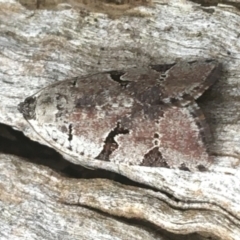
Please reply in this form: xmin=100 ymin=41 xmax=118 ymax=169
xmin=18 ymin=59 xmax=221 ymax=171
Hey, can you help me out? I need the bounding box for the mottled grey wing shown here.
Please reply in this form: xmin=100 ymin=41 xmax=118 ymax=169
xmin=106 ymin=59 xmax=221 ymax=106
xmin=18 ymin=60 xmax=219 ymax=171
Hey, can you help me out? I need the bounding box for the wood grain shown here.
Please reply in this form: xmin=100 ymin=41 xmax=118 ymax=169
xmin=0 ymin=0 xmax=240 ymax=239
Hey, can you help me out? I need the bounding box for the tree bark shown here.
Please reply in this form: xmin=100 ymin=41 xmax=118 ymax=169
xmin=0 ymin=0 xmax=240 ymax=239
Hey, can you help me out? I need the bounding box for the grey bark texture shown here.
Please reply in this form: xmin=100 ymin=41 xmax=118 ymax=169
xmin=1 ymin=0 xmax=240 ymax=239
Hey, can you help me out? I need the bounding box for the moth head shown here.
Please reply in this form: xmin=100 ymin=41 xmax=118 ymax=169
xmin=18 ymin=96 xmax=37 ymax=120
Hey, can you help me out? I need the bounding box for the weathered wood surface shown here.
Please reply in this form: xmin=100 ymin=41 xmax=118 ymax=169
xmin=1 ymin=0 xmax=240 ymax=239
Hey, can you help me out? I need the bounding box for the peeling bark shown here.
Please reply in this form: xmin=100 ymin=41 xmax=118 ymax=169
xmin=0 ymin=0 xmax=240 ymax=239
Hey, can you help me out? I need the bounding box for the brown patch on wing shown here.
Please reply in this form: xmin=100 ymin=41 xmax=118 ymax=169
xmin=141 ymin=147 xmax=170 ymax=168
xmin=158 ymin=106 xmax=212 ymax=170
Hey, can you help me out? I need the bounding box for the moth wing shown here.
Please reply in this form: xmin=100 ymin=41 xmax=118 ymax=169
xmin=109 ymin=103 xmax=212 ymax=171
xmin=110 ymin=59 xmax=221 ymax=106
xmin=157 ymin=59 xmax=221 ymax=106
xmin=19 ymin=72 xmax=138 ymax=160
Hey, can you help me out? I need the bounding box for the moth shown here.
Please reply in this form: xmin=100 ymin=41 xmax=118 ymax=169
xmin=18 ymin=59 xmax=221 ymax=171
